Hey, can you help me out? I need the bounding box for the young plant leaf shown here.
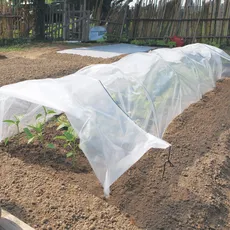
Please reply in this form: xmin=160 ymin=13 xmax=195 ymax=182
xmin=47 ymin=110 xmax=55 ymax=115
xmin=15 ymin=120 xmax=20 ymax=126
xmin=64 ymin=131 xmax=74 ymax=141
xmin=66 ymin=152 xmax=73 ymax=158
xmin=4 ymin=137 xmax=9 ymax=146
xmin=56 ymin=123 xmax=67 ymax=131
xmin=54 ymin=135 xmax=67 ymax=140
xmin=15 ymin=115 xmax=23 ymax=121
xmin=24 ymin=128 xmax=33 ymax=139
xmin=3 ymin=120 xmax=15 ymax=125
xmin=28 ymin=125 xmax=42 ymax=133
xmin=42 ymin=106 xmax=47 ymax=113
xmin=28 ymin=137 xmax=35 ymax=144
xmin=36 ymin=114 xmax=42 ymax=120
xmin=47 ymin=143 xmax=55 ymax=149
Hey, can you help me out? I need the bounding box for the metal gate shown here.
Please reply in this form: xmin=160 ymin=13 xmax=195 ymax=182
xmin=45 ymin=2 xmax=90 ymax=41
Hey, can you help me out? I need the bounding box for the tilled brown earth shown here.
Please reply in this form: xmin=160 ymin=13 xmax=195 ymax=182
xmin=0 ymin=45 xmax=230 ymax=230
xmin=0 ymin=45 xmax=123 ymax=86
xmin=107 ymin=79 xmax=230 ymax=230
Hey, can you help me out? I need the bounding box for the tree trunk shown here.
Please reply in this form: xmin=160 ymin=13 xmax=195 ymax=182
xmin=34 ymin=0 xmax=45 ymax=40
xmin=96 ymin=0 xmax=103 ymax=25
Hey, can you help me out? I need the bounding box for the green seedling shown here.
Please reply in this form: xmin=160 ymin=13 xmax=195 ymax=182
xmin=3 ymin=115 xmax=23 ymax=146
xmin=4 ymin=137 xmax=9 ymax=152
xmin=24 ymin=123 xmax=44 ymax=145
xmin=56 ymin=115 xmax=71 ymax=131
xmin=24 ymin=123 xmax=54 ymax=150
xmin=3 ymin=137 xmax=12 ymax=157
xmin=24 ymin=107 xmax=55 ymax=156
xmin=4 ymin=137 xmax=9 ymax=147
xmin=42 ymin=106 xmax=56 ymax=124
xmin=3 ymin=115 xmax=23 ymax=134
xmin=54 ymin=126 xmax=78 ymax=166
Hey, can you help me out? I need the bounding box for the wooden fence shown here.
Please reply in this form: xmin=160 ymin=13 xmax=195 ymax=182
xmin=106 ymin=0 xmax=230 ymax=45
xmin=0 ymin=0 xmax=90 ymax=43
xmin=0 ymin=0 xmax=229 ymax=45
xmin=0 ymin=1 xmax=34 ymax=42
xmin=45 ymin=2 xmax=90 ymax=41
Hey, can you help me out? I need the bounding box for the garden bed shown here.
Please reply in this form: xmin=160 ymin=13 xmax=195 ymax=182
xmin=0 ymin=44 xmax=230 ymax=229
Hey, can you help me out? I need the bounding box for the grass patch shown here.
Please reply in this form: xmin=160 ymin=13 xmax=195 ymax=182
xmin=0 ymin=44 xmax=32 ymax=52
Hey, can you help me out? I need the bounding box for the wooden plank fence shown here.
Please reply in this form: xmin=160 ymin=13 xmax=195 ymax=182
xmin=45 ymin=2 xmax=90 ymax=41
xmin=106 ymin=0 xmax=230 ymax=46
xmin=0 ymin=0 xmax=90 ymax=43
xmin=0 ymin=0 xmax=34 ymax=42
xmin=0 ymin=0 xmax=229 ymax=45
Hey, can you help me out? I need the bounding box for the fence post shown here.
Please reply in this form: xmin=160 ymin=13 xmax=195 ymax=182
xmin=82 ymin=0 xmax=88 ymax=42
xmin=119 ymin=4 xmax=128 ymax=42
xmin=34 ymin=0 xmax=45 ymax=40
xmin=63 ymin=0 xmax=68 ymax=40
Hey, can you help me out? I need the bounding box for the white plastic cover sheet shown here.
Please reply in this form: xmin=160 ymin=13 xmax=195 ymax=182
xmin=0 ymin=43 xmax=230 ymax=195
xmin=57 ymin=43 xmax=154 ymax=58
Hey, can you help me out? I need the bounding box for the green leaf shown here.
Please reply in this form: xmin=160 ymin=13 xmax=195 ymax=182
xmin=36 ymin=114 xmax=42 ymax=120
xmin=56 ymin=123 xmax=67 ymax=131
xmin=24 ymin=128 xmax=33 ymax=138
xmin=28 ymin=125 xmax=42 ymax=133
xmin=27 ymin=125 xmax=35 ymax=130
xmin=28 ymin=137 xmax=35 ymax=144
xmin=15 ymin=115 xmax=23 ymax=121
xmin=47 ymin=110 xmax=55 ymax=115
xmin=4 ymin=137 xmax=9 ymax=146
xmin=66 ymin=152 xmax=73 ymax=158
xmin=64 ymin=131 xmax=74 ymax=141
xmin=64 ymin=143 xmax=69 ymax=148
xmin=15 ymin=120 xmax=20 ymax=126
xmin=54 ymin=135 xmax=67 ymax=140
xmin=42 ymin=106 xmax=47 ymax=114
xmin=47 ymin=143 xmax=55 ymax=149
xmin=3 ymin=120 xmax=15 ymax=125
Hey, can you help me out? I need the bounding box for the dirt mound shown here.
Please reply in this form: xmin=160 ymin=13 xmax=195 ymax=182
xmin=107 ymin=78 xmax=230 ymax=230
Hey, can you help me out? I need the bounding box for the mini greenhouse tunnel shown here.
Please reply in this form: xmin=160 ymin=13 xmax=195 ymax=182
xmin=0 ymin=43 xmax=230 ymax=196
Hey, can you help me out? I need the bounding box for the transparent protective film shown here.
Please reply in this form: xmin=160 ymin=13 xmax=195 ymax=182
xmin=0 ymin=43 xmax=229 ymax=195
xmin=0 ymin=76 xmax=169 ymax=196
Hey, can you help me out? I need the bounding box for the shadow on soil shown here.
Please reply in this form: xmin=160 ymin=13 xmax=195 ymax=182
xmin=0 ymin=200 xmax=29 ymax=225
xmin=1 ymin=142 xmax=92 ymax=175
xmin=105 ymin=148 xmax=230 ymax=229
xmin=0 ymin=124 xmax=92 ymax=175
xmin=1 ymin=81 xmax=230 ymax=229
xmin=3 ymin=125 xmax=229 ymax=229
xmin=0 ymin=218 xmax=23 ymax=230
xmin=96 ymin=125 xmax=230 ymax=229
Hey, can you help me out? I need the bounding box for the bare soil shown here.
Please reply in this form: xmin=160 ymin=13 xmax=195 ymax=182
xmin=0 ymin=44 xmax=123 ymax=87
xmin=0 ymin=54 xmax=6 ymax=59
xmin=0 ymin=44 xmax=230 ymax=230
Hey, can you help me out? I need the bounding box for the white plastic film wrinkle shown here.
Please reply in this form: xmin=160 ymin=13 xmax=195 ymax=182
xmin=0 ymin=44 xmax=229 ymax=196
